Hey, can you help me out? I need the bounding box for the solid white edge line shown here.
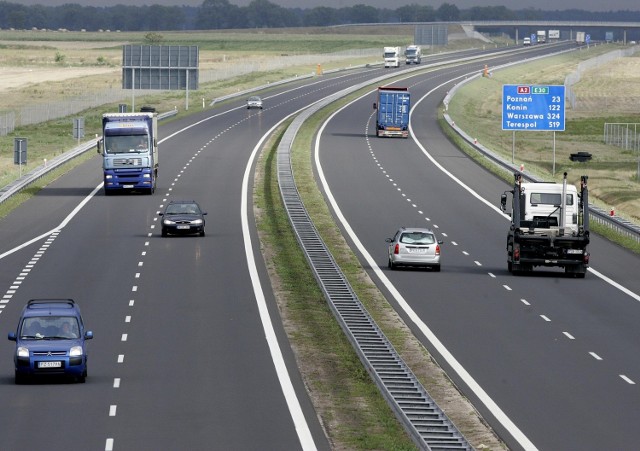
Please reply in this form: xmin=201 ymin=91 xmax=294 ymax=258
xmin=314 ymin=81 xmax=539 ymax=450
xmin=0 ymin=183 xmax=103 ymax=261
xmin=242 ymin=109 xmax=318 ymax=450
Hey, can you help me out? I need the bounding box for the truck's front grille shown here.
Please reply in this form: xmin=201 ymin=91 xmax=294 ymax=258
xmin=113 ymin=158 xmax=142 ymax=167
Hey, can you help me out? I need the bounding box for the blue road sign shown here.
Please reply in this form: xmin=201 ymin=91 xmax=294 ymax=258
xmin=502 ymin=84 xmax=565 ymax=131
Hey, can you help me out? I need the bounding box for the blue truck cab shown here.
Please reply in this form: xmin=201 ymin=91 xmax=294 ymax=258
xmin=98 ymin=112 xmax=158 ymax=195
xmin=374 ymin=86 xmax=410 ymax=138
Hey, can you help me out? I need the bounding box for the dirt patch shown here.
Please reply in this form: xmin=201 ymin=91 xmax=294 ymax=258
xmin=0 ymin=66 xmax=119 ymax=92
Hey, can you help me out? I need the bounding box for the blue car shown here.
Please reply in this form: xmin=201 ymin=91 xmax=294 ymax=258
xmin=8 ymin=299 xmax=93 ymax=384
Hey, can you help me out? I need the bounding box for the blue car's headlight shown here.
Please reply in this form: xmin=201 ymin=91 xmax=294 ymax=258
xmin=70 ymin=346 xmax=83 ymax=357
xmin=17 ymin=346 xmax=29 ymax=358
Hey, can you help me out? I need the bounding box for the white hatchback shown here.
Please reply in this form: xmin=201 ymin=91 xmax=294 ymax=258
xmin=386 ymin=227 xmax=442 ymax=271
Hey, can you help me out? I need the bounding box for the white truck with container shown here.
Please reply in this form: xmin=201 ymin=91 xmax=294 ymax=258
xmin=383 ymin=46 xmax=401 ymax=68
xmin=500 ymin=172 xmax=590 ymax=278
xmin=537 ymin=30 xmax=546 ymax=43
xmin=404 ymin=45 xmax=422 ymax=64
xmin=97 ymin=110 xmax=158 ymax=195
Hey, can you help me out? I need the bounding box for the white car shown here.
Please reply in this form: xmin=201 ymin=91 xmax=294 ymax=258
xmin=523 ymin=37 xmax=531 ymax=46
xmin=246 ymin=96 xmax=263 ymax=109
xmin=386 ymin=227 xmax=442 ymax=271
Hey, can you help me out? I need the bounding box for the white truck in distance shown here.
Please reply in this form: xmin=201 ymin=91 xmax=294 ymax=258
xmin=548 ymin=29 xmax=560 ymax=41
xmin=383 ymin=46 xmax=401 ymax=68
xmin=404 ymin=45 xmax=422 ymax=64
xmin=537 ymin=30 xmax=546 ymax=43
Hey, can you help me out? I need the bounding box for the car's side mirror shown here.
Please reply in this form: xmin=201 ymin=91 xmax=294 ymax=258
xmin=373 ymin=102 xmax=377 ymax=110
xmin=97 ymin=138 xmax=103 ymax=154
xmin=202 ymin=212 xmax=208 ymax=216
xmin=385 ymin=238 xmax=392 ymax=243
xmin=438 ymin=240 xmax=443 ymax=244
xmin=85 ymin=331 xmax=93 ymax=340
xmin=158 ymin=212 xmax=164 ymax=217
xmin=8 ymin=332 xmax=16 ymax=341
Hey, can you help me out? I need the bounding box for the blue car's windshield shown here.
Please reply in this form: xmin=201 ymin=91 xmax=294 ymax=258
xmin=20 ymin=316 xmax=80 ymax=339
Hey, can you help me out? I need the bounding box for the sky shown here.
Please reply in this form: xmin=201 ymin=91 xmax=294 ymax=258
xmin=14 ymin=0 xmax=640 ymax=12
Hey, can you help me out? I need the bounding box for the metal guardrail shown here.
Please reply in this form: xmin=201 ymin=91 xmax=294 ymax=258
xmin=277 ymin=71 xmax=473 ymax=450
xmin=0 ymin=109 xmax=177 ymax=206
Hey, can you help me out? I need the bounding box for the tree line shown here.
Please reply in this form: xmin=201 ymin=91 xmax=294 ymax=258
xmin=0 ymin=0 xmax=639 ymax=32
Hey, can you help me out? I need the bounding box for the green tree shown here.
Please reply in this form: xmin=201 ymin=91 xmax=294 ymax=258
xmin=347 ymin=4 xmax=379 ymax=23
xmin=397 ymin=4 xmax=436 ymax=22
xmin=436 ymin=2 xmax=460 ymax=21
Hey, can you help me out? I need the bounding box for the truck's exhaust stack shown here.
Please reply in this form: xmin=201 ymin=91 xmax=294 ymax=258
xmin=560 ymin=172 xmax=567 ymax=235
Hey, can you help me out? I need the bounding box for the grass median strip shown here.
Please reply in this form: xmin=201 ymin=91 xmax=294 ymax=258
xmin=253 ymin=88 xmax=507 ymax=448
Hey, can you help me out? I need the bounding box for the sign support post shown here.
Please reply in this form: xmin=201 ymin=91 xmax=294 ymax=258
xmin=502 ymin=84 xmax=566 ymax=176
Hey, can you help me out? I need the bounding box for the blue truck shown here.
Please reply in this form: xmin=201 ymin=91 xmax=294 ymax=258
xmin=374 ymin=86 xmax=410 ymax=138
xmin=97 ymin=111 xmax=158 ymax=195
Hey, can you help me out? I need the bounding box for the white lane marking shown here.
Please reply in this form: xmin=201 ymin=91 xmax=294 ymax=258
xmin=315 ymin=80 xmax=539 ymax=451
xmin=242 ymin=108 xmax=319 ymax=450
xmin=540 ymin=315 xmax=551 ymax=322
xmin=105 ymin=439 xmax=114 ymax=451
xmin=521 ymin=299 xmax=531 ymax=306
xmin=113 ymin=378 xmax=121 ymax=388
xmin=590 ymin=352 xmax=603 ymax=361
xmin=503 ymin=285 xmax=512 ymax=291
xmin=0 ymin=183 xmax=103 ymax=261
xmin=117 ymin=355 xmax=124 ymax=363
xmin=109 ymin=405 xmax=117 ymax=416
xmin=563 ymin=332 xmax=575 ymax=339
xmin=620 ymin=375 xmax=635 ymax=384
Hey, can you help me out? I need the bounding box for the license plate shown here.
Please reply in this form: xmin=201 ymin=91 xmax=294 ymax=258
xmin=407 ymin=248 xmax=427 ymax=254
xmin=177 ymin=225 xmax=190 ymax=230
xmin=38 ymin=361 xmax=62 ymax=368
xmin=123 ymin=184 xmax=134 ymax=188
xmin=566 ymin=249 xmax=583 ymax=254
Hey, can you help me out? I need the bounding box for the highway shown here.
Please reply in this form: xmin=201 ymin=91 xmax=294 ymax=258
xmin=316 ymin=47 xmax=640 ymax=450
xmin=0 ymin=42 xmax=629 ymax=450
xmin=0 ymin=68 xmax=394 ymax=450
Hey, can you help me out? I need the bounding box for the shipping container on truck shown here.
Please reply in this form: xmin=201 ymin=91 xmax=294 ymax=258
xmin=373 ymin=86 xmax=410 ymax=138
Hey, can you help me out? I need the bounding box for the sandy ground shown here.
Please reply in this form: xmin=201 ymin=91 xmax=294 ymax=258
xmin=0 ymin=66 xmax=119 ymax=92
xmin=0 ymin=40 xmax=123 ymax=92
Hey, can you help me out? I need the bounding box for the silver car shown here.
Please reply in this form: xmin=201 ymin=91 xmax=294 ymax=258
xmin=246 ymin=96 xmax=263 ymax=109
xmin=386 ymin=227 xmax=442 ymax=271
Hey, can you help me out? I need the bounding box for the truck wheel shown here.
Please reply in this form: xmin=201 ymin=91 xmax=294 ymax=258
xmin=566 ymin=265 xmax=587 ymax=278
